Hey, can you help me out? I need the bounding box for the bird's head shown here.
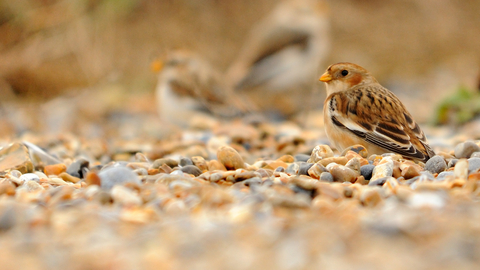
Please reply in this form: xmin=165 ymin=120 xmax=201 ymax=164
xmin=319 ymin=62 xmax=378 ymax=95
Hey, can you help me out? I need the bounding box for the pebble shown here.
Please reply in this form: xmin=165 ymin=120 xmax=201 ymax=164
xmin=341 ymin=144 xmax=368 ymax=158
xmin=468 ymin=157 xmax=480 ymax=173
xmin=207 ymin=160 xmax=227 ymax=171
xmin=307 ymin=145 xmax=334 ymax=163
xmin=44 ymin=163 xmax=67 ymax=176
xmin=318 ymin=157 xmax=348 ymax=167
xmin=368 ymin=177 xmax=388 ymax=186
xmin=0 ymin=142 xmax=34 ymax=173
xmin=66 ymin=158 xmax=89 ymax=178
xmin=454 ymin=141 xmax=480 ymax=158
xmin=19 ymin=173 xmax=40 ymax=182
xmin=286 ymin=163 xmax=300 ymax=174
xmin=371 ymin=160 xmax=393 ymax=181
xmin=401 ymin=165 xmax=421 ymax=179
xmin=217 ymin=146 xmax=245 ymax=170
xmin=179 ymin=157 xmax=193 ymax=166
xmin=330 ymin=165 xmax=358 ymax=183
xmin=360 ymin=187 xmax=383 ymax=207
xmin=360 ymin=164 xmax=375 ymax=180
xmin=98 ymin=166 xmax=141 ymax=190
xmin=297 ymin=163 xmax=313 ymax=176
xmin=180 ymin=165 xmax=202 ymax=177
xmin=424 ymin=155 xmax=447 ymax=174
xmin=191 ymin=156 xmax=208 ymax=172
xmin=345 ymin=158 xmax=361 ymax=174
xmin=437 ymin=171 xmax=455 ymax=181
xmin=319 ymin=172 xmax=334 ymax=182
xmin=294 ymin=154 xmax=310 ymax=162
xmin=307 ymin=163 xmax=327 ymax=179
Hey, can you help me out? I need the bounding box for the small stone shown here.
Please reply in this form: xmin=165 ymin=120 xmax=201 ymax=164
xmin=401 ymin=165 xmax=421 ymax=179
xmin=151 ymin=158 xmax=178 ymax=169
xmin=180 ymin=165 xmax=202 ymax=177
xmin=179 ymin=157 xmax=193 ymax=166
xmin=294 ymin=154 xmax=310 ymax=162
xmin=454 ymin=159 xmax=469 ymax=180
xmin=319 ymin=172 xmax=334 ymax=182
xmin=371 ymin=160 xmax=393 ymax=180
xmin=44 ymin=163 xmax=67 ymax=176
xmin=207 ymin=160 xmax=227 ymax=171
xmin=330 ymin=165 xmax=358 ymax=183
xmin=307 ymin=163 xmax=327 ymax=179
xmin=468 ymin=157 xmax=480 ymax=173
xmin=318 ymin=157 xmax=348 ymax=167
xmin=297 ymin=163 xmax=314 ymax=176
xmin=344 ymin=151 xmax=369 ymax=166
xmin=285 ymin=163 xmax=300 ymax=174
xmin=471 ymin=152 xmax=480 ymax=158
xmin=191 ymin=156 xmax=208 ymax=172
xmin=424 ymin=155 xmax=447 ymax=174
xmin=345 ymin=158 xmax=361 ymax=174
xmin=360 ymin=164 xmax=375 ymax=180
xmin=217 ymin=146 xmax=245 ymax=170
xmin=0 ymin=143 xmax=34 ymax=174
xmin=111 ymin=185 xmax=142 ymax=207
xmin=66 ymin=158 xmax=89 ymax=178
xmin=437 ymin=171 xmax=454 ymax=181
xmin=454 ymin=141 xmax=480 ymax=159
xmin=278 ymin=155 xmax=295 ymax=163
xmin=264 ymin=161 xmax=288 ymax=170
xmin=98 ymin=166 xmax=141 ymax=190
xmin=307 ymin=145 xmax=334 ymax=163
xmin=341 ymin=145 xmax=368 ymax=158
xmin=234 ymin=171 xmax=258 ymax=182
xmin=59 ymin=172 xmax=81 ymax=183
xmin=86 ymin=171 xmax=101 ymax=186
xmin=290 ymin=176 xmax=319 ymax=191
xmin=19 ymin=173 xmax=40 ymax=182
xmin=354 ymin=175 xmax=368 ymax=185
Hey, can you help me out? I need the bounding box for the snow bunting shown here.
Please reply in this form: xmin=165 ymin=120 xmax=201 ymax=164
xmin=319 ymin=62 xmax=435 ymax=162
xmin=226 ymin=0 xmax=330 ymax=119
xmin=153 ymin=50 xmax=250 ymax=127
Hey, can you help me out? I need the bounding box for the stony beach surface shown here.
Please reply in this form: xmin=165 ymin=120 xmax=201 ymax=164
xmin=1 ymin=109 xmax=480 ymax=270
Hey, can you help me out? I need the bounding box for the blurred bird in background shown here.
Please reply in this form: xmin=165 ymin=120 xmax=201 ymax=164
xmin=226 ymin=0 xmax=330 ymax=120
xmin=153 ymin=49 xmax=251 ymax=128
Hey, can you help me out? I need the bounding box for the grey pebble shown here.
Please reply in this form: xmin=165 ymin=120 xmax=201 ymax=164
xmin=424 ymin=155 xmax=446 ymax=174
xmin=360 ymin=164 xmax=375 ymax=180
xmin=297 ymin=163 xmax=314 ymax=176
xmin=98 ymin=166 xmax=141 ymax=190
xmin=294 ymin=154 xmax=310 ymax=162
xmin=274 ymin=166 xmax=285 ymax=173
xmin=286 ymin=163 xmax=300 ymax=174
xmin=179 ymin=157 xmax=193 ymax=167
xmin=319 ymin=172 xmax=333 ymax=182
xmin=437 ymin=171 xmax=454 ymax=181
xmin=180 ymin=165 xmax=202 ymax=177
xmin=471 ymin=152 xmax=480 ymax=158
xmin=468 ymin=157 xmax=480 ymax=173
xmin=454 ymin=141 xmax=480 ymax=158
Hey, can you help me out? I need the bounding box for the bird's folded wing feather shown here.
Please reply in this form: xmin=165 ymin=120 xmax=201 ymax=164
xmin=330 ymin=89 xmax=434 ymax=161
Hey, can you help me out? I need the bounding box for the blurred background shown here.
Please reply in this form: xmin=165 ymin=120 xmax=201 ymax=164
xmin=0 ymin=0 xmax=479 ymax=139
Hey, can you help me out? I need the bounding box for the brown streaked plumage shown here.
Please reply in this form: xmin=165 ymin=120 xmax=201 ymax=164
xmin=319 ymin=62 xmax=435 ymax=162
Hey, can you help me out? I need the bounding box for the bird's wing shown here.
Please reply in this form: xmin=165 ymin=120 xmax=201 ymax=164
xmin=328 ymin=86 xmax=434 ymax=162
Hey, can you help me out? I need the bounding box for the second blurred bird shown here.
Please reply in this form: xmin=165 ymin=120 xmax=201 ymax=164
xmin=153 ymin=49 xmax=251 ymax=128
xmin=227 ymin=0 xmax=331 ymax=119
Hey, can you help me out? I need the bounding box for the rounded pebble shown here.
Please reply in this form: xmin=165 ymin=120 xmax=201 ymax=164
xmin=424 ymin=155 xmax=447 ymax=174
xmin=180 ymin=165 xmax=202 ymax=177
xmin=454 ymin=141 xmax=480 ymax=159
xmin=216 ymin=146 xmax=245 ymax=170
xmin=360 ymin=165 xmax=375 ymax=180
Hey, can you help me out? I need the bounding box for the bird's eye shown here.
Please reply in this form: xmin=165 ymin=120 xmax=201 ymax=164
xmin=341 ymin=70 xmax=348 ymax=76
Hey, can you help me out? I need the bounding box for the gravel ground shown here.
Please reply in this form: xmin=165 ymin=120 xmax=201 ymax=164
xmin=1 ymin=104 xmax=480 ymax=270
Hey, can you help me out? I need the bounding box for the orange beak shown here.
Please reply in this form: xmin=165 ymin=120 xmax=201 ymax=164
xmin=150 ymin=59 xmax=164 ymax=73
xmin=319 ymin=72 xmax=332 ymax=82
